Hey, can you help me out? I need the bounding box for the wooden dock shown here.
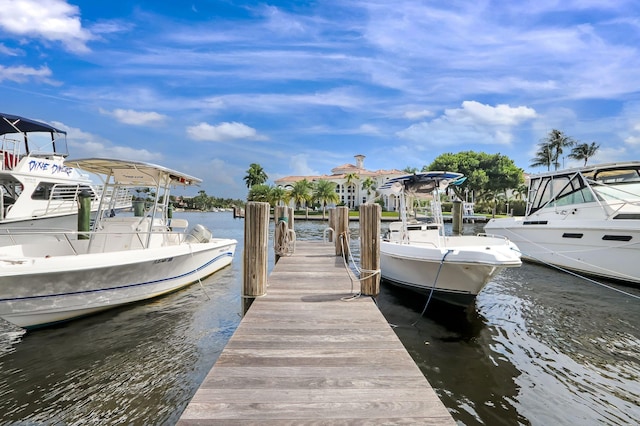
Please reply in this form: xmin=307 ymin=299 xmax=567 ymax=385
xmin=178 ymin=241 xmax=455 ymax=425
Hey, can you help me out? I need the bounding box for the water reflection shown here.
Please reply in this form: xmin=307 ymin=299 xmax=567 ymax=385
xmin=0 ymin=214 xmax=638 ymax=425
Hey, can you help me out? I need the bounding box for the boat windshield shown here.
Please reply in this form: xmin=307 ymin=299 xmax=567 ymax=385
xmin=528 ymin=172 xmax=596 ymax=214
xmin=528 ymin=165 xmax=640 ymax=214
xmin=587 ymin=166 xmax=640 ymax=203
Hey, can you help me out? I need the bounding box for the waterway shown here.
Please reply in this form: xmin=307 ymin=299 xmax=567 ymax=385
xmin=0 ymin=212 xmax=638 ymax=425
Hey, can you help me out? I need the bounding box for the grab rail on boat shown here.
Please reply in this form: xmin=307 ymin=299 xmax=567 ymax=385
xmin=478 ymin=232 xmax=510 ymax=241
xmin=0 ymin=226 xmax=192 ymax=256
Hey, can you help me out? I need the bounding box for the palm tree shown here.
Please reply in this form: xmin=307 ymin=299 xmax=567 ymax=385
xmin=512 ymin=183 xmax=529 ymax=200
xmin=268 ymin=186 xmax=289 ymax=207
xmin=530 ymin=143 xmax=553 ymax=170
xmin=403 ymin=166 xmax=418 ymax=174
xmin=568 ymin=142 xmax=600 ymax=166
xmin=289 ymin=179 xmax=313 ymax=218
xmin=243 ymin=163 xmax=268 ymax=189
xmin=361 ymin=177 xmax=377 ymax=203
xmin=312 ymin=179 xmax=340 ymax=219
xmin=247 ymin=184 xmax=271 ymax=202
xmin=532 ymin=129 xmax=575 ymax=170
xmin=343 ymin=172 xmax=359 ymax=208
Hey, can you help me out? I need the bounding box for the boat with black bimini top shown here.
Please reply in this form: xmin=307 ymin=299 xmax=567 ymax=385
xmin=0 ymin=113 xmax=132 ymax=239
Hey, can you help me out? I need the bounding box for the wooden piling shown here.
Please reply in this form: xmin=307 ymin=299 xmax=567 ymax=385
xmin=274 ymin=206 xmax=294 ymax=263
xmin=452 ymin=200 xmax=463 ymax=235
xmin=327 ymin=208 xmax=335 ymax=242
xmin=77 ymin=190 xmax=92 ymax=240
xmin=243 ymin=202 xmax=269 ymax=311
xmin=360 ymin=203 xmax=381 ymax=296
xmin=334 ymin=206 xmax=349 ymax=256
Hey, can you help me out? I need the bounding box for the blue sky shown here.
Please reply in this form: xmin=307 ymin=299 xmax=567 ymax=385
xmin=2 ymin=0 xmax=640 ymax=199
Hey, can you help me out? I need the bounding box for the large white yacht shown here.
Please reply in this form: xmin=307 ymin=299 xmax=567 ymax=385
xmin=485 ymin=162 xmax=640 ymax=285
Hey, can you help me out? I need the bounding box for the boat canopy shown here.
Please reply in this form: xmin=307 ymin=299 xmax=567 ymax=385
xmin=378 ymin=171 xmax=465 ymax=198
xmin=0 ymin=113 xmax=67 ymax=136
xmin=65 ymin=158 xmax=202 ymax=187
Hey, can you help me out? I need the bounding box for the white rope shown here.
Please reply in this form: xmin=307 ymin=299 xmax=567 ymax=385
xmin=274 ymin=220 xmax=296 ymax=257
xmin=511 ymin=246 xmax=640 ymax=300
xmin=337 ymin=232 xmax=381 ymax=301
xmin=496 ymin=227 xmax=640 ymax=283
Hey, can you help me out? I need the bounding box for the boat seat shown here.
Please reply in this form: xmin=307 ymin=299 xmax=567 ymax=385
xmin=166 ymin=218 xmax=189 ymax=245
xmin=89 ymin=221 xmax=137 ymax=253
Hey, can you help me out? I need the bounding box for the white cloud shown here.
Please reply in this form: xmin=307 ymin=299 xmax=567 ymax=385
xmin=404 ymin=109 xmax=434 ymax=120
xmin=0 ymin=65 xmax=55 ymax=84
xmin=0 ymin=43 xmax=21 ymax=56
xmin=0 ymin=0 xmax=93 ymax=53
xmin=357 ymin=124 xmax=381 ymax=135
xmin=289 ymin=154 xmax=320 ymax=176
xmin=447 ymin=101 xmax=537 ymax=126
xmin=186 ymin=121 xmax=268 ymax=142
xmin=100 ymin=108 xmax=168 ymax=126
xmin=51 ymin=122 xmax=162 ymax=162
xmin=397 ymin=101 xmax=537 ymax=146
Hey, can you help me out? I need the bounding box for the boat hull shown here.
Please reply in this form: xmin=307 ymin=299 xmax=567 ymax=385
xmin=380 ymin=239 xmax=521 ymax=306
xmin=485 ymin=217 xmax=640 ymax=285
xmin=0 ymin=240 xmax=236 ymax=328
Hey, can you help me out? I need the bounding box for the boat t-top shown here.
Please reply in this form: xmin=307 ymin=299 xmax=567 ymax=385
xmin=378 ymin=171 xmax=522 ymax=307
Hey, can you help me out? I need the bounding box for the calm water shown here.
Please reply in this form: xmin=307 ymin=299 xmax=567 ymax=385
xmin=0 ymin=212 xmax=638 ymax=425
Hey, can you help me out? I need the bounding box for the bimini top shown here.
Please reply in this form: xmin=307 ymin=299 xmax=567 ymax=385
xmin=0 ymin=113 xmax=67 ymax=136
xmin=65 ymin=158 xmax=202 ymax=187
xmin=378 ymin=171 xmax=465 ymax=197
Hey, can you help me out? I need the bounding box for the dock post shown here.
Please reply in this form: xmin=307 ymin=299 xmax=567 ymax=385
xmin=334 ymin=206 xmax=349 ymax=257
xmin=274 ymin=205 xmax=293 ymax=263
xmin=452 ymin=199 xmax=463 ymax=235
xmin=77 ymin=189 xmax=92 ymax=240
xmin=327 ymin=208 xmax=335 ymax=242
xmin=359 ymin=203 xmax=380 ymax=296
xmin=243 ymin=201 xmax=269 ymax=313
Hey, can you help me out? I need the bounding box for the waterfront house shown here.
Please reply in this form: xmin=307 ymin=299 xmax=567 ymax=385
xmin=274 ymin=155 xmax=405 ymax=211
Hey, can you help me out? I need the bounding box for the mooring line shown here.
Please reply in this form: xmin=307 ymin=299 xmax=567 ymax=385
xmin=511 ymin=247 xmax=640 ymax=300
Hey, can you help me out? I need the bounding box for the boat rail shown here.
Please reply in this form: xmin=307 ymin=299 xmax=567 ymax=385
xmin=478 ymin=232 xmax=511 ymax=241
xmin=0 ymin=224 xmax=193 ymax=256
xmin=0 ymin=138 xmax=20 ymax=170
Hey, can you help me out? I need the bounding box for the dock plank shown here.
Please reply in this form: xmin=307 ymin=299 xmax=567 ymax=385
xmin=178 ymin=241 xmax=455 ymax=425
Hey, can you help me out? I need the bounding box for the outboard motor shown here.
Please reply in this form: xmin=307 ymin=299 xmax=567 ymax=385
xmin=187 ymin=224 xmax=212 ymax=243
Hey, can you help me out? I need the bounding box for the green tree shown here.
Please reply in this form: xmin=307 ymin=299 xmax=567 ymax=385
xmin=268 ymin=186 xmax=289 ymax=207
xmin=531 ymin=129 xmax=575 ymax=170
xmin=247 ymin=184 xmax=271 ymax=202
xmin=361 ymin=177 xmax=377 ymax=202
xmin=193 ymin=189 xmax=211 ymax=211
xmin=424 ymin=151 xmax=524 ymax=202
xmin=289 ymin=179 xmax=313 ymax=218
xmin=568 ymin=142 xmax=600 ymax=166
xmin=312 ymin=179 xmax=340 ymax=219
xmin=403 ymin=166 xmax=418 ymax=174
xmin=243 ymin=163 xmax=268 ymax=189
xmin=343 ymin=172 xmax=359 ymax=208
xmin=530 ymin=143 xmax=553 ymax=170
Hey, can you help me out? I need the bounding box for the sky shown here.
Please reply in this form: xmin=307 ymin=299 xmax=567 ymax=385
xmin=2 ymin=0 xmax=640 ymax=199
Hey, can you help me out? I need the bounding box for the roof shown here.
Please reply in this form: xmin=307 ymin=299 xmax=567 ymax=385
xmin=65 ymin=158 xmax=202 ymax=186
xmin=0 ymin=113 xmax=67 ymax=136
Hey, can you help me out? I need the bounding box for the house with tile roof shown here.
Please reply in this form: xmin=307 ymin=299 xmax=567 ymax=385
xmin=274 ymin=155 xmax=405 ymax=210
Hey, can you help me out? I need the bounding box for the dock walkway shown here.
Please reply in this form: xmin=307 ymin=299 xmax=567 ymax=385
xmin=178 ymin=241 xmax=455 ymax=425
